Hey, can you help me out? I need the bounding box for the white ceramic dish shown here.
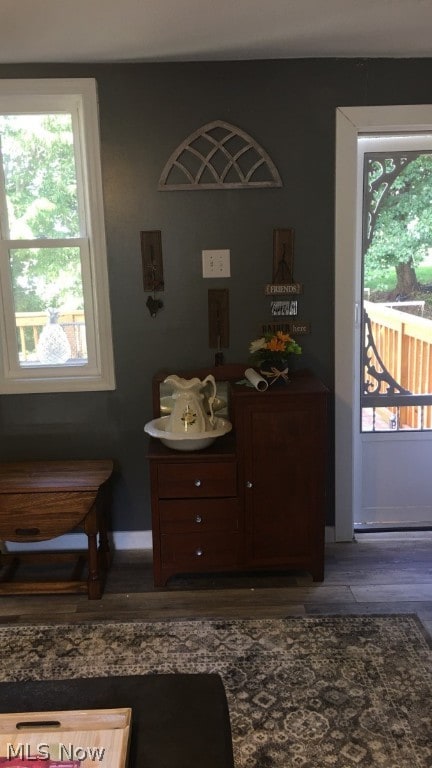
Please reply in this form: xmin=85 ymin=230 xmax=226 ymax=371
xmin=144 ymin=416 xmax=232 ymax=451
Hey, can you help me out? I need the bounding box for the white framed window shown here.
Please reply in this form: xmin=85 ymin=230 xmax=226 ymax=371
xmin=0 ymin=78 xmax=115 ymax=393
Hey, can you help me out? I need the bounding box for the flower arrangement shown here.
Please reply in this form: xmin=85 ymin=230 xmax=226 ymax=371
xmin=249 ymin=331 xmax=302 ymax=367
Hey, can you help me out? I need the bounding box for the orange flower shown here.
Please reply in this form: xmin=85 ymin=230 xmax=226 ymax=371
xmin=249 ymin=331 xmax=302 ymax=363
xmin=266 ymin=331 xmax=293 ymax=352
xmin=276 ymin=331 xmax=290 ymax=343
xmin=267 ymin=337 xmax=281 ymax=352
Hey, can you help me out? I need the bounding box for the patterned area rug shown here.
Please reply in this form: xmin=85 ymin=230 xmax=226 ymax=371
xmin=0 ymin=615 xmax=431 ymax=768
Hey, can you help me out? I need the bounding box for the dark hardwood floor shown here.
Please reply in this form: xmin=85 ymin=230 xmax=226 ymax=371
xmin=0 ymin=531 xmax=431 ymax=636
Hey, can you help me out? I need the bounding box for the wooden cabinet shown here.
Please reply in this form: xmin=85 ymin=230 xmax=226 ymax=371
xmin=231 ymin=375 xmax=328 ymax=582
xmin=147 ymin=369 xmax=328 ymax=586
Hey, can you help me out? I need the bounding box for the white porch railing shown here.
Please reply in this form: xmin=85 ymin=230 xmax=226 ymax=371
xmin=364 ymin=300 xmax=432 ymax=429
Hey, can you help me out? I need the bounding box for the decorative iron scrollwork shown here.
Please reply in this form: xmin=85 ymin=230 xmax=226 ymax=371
xmin=363 ymin=310 xmax=410 ymax=396
xmin=364 ymin=151 xmax=422 ymax=244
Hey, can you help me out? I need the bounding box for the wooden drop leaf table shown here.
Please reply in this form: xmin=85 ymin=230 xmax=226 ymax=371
xmin=0 ymin=459 xmax=113 ymax=599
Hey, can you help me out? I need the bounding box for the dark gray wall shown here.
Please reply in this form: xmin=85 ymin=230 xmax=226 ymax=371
xmin=1 ymin=58 xmax=431 ymax=530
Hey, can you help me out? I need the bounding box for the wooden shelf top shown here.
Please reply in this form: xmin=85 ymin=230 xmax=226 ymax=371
xmin=231 ymin=368 xmax=330 ymax=396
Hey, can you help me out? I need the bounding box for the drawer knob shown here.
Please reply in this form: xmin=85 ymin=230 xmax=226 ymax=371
xmin=195 ymin=514 xmax=203 ymax=524
xmin=194 ymin=479 xmax=202 ymax=488
xmin=246 ymin=480 xmax=253 ymax=489
xmin=195 ymin=547 xmax=203 ymax=557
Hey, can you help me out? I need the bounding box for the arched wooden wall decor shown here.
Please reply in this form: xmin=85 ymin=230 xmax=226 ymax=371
xmin=158 ymin=120 xmax=282 ymax=190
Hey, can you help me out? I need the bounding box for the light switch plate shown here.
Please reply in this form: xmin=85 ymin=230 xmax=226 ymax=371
xmin=202 ymin=249 xmax=231 ymax=278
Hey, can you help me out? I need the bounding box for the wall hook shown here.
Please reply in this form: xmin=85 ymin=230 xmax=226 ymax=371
xmin=146 ymin=295 xmax=163 ymax=318
xmin=141 ymin=230 xmax=165 ymax=318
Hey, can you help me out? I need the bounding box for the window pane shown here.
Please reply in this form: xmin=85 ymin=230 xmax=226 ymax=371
xmin=10 ymin=247 xmax=88 ymax=366
xmin=0 ymin=114 xmax=80 ymax=239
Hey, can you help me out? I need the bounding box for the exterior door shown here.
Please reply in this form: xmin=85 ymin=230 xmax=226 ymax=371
xmin=359 ymin=138 xmax=432 ymax=527
xmin=335 ymin=106 xmax=432 ymax=540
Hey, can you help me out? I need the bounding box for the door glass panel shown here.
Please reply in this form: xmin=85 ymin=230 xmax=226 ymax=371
xmin=361 ymin=148 xmax=432 ymax=432
xmin=10 ymin=246 xmax=88 ymax=367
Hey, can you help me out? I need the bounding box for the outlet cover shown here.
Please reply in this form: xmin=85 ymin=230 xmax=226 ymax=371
xmin=202 ymin=249 xmax=231 ymax=278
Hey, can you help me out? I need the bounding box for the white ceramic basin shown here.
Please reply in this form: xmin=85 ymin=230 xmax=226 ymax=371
xmin=144 ymin=416 xmax=232 ymax=451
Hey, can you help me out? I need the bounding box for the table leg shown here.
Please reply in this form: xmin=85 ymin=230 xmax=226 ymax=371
xmin=87 ymin=530 xmax=102 ymax=599
xmin=97 ymin=507 xmax=112 ymax=570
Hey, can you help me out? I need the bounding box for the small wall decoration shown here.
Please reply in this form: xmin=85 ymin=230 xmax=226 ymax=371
xmin=265 ymin=283 xmax=303 ymax=295
xmin=273 ymin=228 xmax=294 ymax=283
xmin=262 ymin=321 xmax=311 ymax=335
xmin=271 ymin=300 xmax=298 ymax=316
xmin=158 ymin=121 xmax=282 ymax=191
xmin=141 ymin=230 xmax=164 ymax=318
xmin=263 ymin=228 xmax=310 ymax=335
xmin=208 ymin=288 xmax=229 ymax=365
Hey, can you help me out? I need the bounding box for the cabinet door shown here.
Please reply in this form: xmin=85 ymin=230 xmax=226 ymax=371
xmin=239 ymin=394 xmax=326 ymax=576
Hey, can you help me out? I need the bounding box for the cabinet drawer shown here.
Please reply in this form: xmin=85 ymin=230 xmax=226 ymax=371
xmin=159 ymin=498 xmax=240 ymax=534
xmin=157 ymin=462 xmax=237 ymax=498
xmin=161 ymin=532 xmax=240 ymax=569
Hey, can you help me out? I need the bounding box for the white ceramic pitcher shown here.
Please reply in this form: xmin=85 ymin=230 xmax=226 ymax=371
xmin=164 ymin=374 xmax=217 ymax=434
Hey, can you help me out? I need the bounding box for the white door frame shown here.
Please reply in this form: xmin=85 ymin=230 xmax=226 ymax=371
xmin=334 ymin=104 xmax=432 ymax=541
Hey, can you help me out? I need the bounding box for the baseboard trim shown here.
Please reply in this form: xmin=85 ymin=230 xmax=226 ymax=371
xmin=3 ymin=530 xmax=153 ymax=553
xmin=4 ymin=528 xmax=335 ymax=552
xmin=325 ymin=525 xmax=335 ymax=543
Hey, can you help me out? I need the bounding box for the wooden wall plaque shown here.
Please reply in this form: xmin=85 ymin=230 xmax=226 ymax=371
xmin=265 ymin=283 xmax=303 ymax=295
xmin=141 ymin=230 xmax=164 ymax=292
xmin=273 ymin=228 xmax=294 ymax=283
xmin=208 ymin=288 xmax=229 ymax=349
xmin=261 ymin=321 xmax=311 ymax=335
